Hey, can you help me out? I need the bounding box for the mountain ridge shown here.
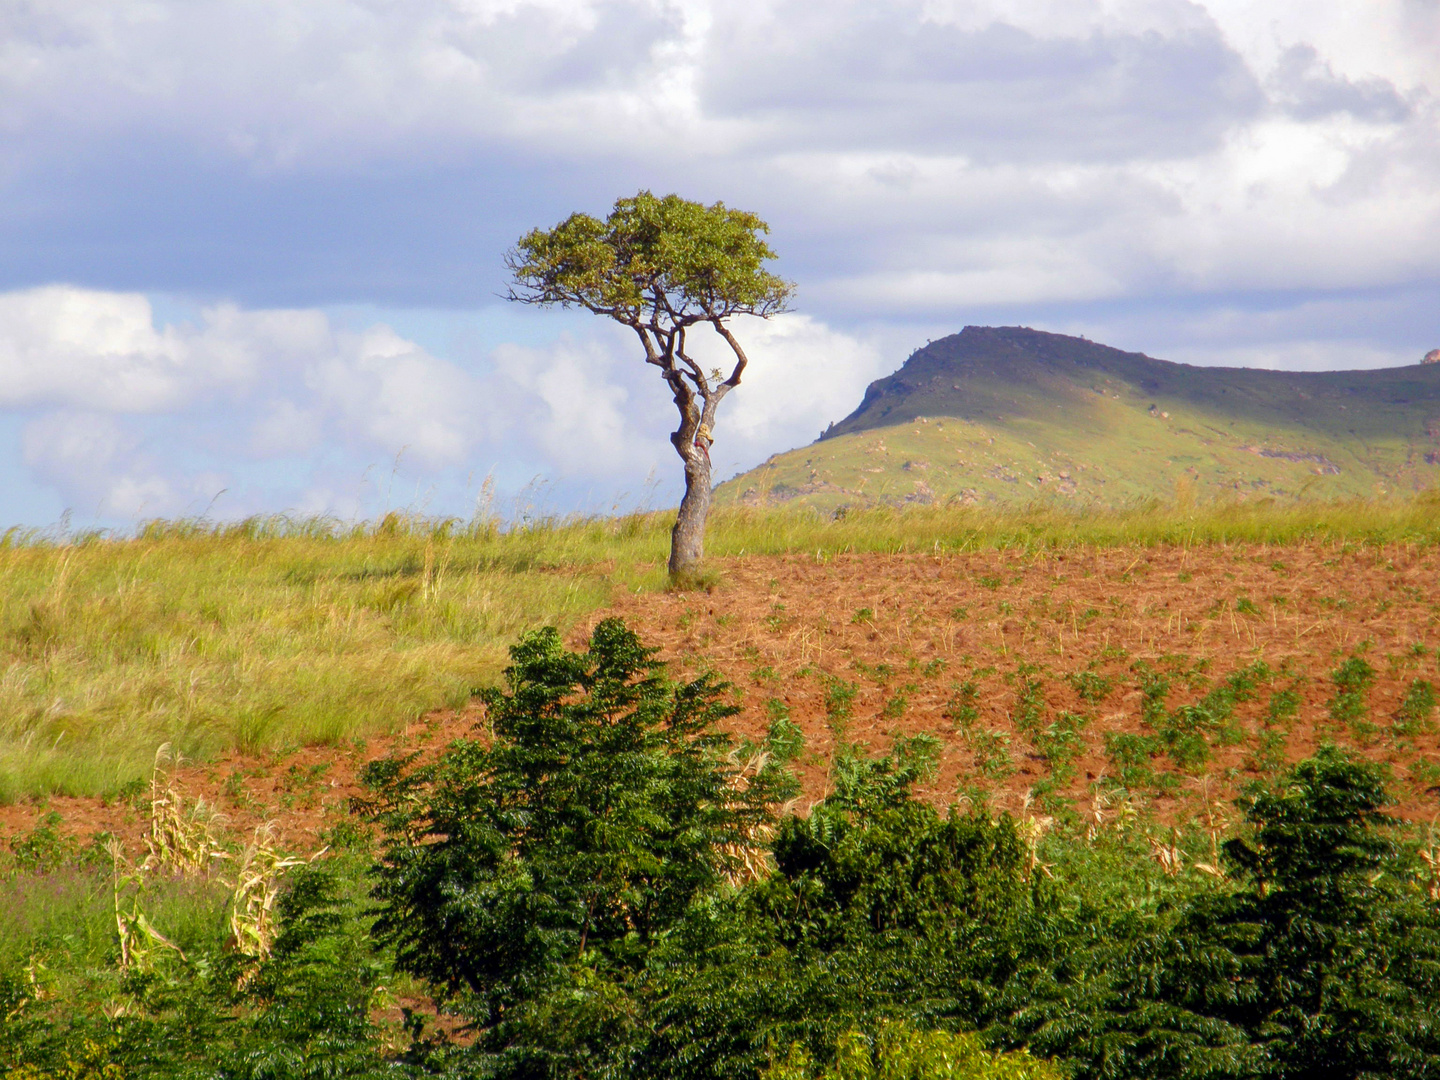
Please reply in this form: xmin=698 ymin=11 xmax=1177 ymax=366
xmin=717 ymin=326 xmax=1440 ymax=510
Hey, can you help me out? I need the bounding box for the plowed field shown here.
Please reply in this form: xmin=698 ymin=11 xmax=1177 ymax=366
xmin=5 ymin=540 xmax=1439 ymax=854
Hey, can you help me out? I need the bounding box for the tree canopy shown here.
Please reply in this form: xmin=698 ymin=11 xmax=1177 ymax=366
xmin=507 ymin=192 xmax=793 ymax=575
xmin=506 ymin=191 xmax=791 ymax=326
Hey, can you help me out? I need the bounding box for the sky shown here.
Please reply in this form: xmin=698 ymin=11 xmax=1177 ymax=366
xmin=1 ymin=0 xmax=1437 ymax=528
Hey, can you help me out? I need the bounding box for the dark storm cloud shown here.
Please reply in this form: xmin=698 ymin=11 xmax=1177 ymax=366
xmin=700 ymin=5 xmax=1263 ymax=162
xmin=0 ymin=135 xmax=641 ymax=308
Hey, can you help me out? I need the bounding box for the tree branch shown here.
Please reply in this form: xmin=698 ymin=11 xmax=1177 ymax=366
xmin=675 ymin=328 xmax=712 ymax=398
xmin=711 ymin=319 xmax=751 ymax=390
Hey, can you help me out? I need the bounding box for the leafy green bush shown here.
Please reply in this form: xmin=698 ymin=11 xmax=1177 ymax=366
xmin=361 ymin=617 xmax=794 ymax=1078
xmin=12 ymin=619 xmax=1440 ymax=1080
xmin=1171 ymin=745 xmax=1440 ymax=1076
xmin=0 ymin=860 xmax=385 ymax=1080
xmin=765 ymin=1021 xmax=1062 ymax=1080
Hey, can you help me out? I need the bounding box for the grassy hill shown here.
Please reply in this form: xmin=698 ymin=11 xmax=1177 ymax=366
xmin=717 ymin=326 xmax=1440 ymax=510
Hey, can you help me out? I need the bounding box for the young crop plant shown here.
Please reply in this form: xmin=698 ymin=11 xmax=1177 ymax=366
xmin=854 ymin=660 xmax=895 ymax=685
xmin=1413 ymin=757 xmax=1440 ymax=789
xmin=765 ymin=698 xmax=806 ymax=764
xmin=1160 ymin=703 xmax=1217 ymax=771
xmin=945 ymin=679 xmax=980 ymax=733
xmin=968 ymin=728 xmax=1016 ymax=780
xmin=1067 ymin=667 xmax=1113 ymax=704
xmin=1394 ymin=678 xmax=1438 ymax=739
xmin=1131 ymin=663 xmax=1171 ymax=727
xmin=1104 ymin=731 xmax=1161 ymax=790
xmin=1011 ymin=663 xmax=1047 ymax=738
xmin=1035 ymin=711 xmax=1089 ymax=789
xmin=881 ymin=692 xmax=909 ymax=721
xmin=1328 ymin=655 xmax=1378 ymax=739
xmin=1266 ymin=684 xmax=1302 ymax=727
xmin=823 ymin=674 xmax=859 ymax=736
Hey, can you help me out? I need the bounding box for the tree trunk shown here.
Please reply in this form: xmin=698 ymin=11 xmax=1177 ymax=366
xmin=669 ymin=449 xmax=712 ymax=576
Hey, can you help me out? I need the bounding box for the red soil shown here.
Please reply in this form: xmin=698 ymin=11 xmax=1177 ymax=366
xmin=4 ymin=541 xmax=1439 ymax=857
xmin=593 ymin=542 xmax=1440 ymax=825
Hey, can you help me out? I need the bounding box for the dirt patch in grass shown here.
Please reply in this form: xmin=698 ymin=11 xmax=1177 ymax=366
xmin=4 ymin=540 xmax=1440 ymax=853
xmin=0 ymin=705 xmax=486 ymax=855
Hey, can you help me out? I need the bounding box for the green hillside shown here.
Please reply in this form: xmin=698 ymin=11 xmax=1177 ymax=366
xmin=718 ymin=325 xmax=1440 ymax=510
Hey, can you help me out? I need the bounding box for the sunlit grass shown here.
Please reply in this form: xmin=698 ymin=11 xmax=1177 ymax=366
xmin=704 ymin=490 xmax=1440 ymax=554
xmin=3 ymin=492 xmax=1438 ymax=800
xmin=0 ymin=512 xmax=666 ymax=800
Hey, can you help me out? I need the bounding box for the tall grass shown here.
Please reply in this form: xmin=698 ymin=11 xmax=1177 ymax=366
xmin=703 ymin=490 xmax=1440 ymax=555
xmin=0 ymin=512 xmax=661 ymax=800
xmin=3 ymin=494 xmax=1438 ymax=801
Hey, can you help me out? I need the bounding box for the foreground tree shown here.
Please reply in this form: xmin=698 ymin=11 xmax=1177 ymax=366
xmin=506 ymin=191 xmax=792 ymax=576
xmin=361 ymin=617 xmax=793 ymax=1078
xmin=1181 ymin=745 xmax=1440 ymax=1077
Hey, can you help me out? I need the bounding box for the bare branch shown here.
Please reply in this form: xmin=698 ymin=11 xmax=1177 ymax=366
xmin=631 ymin=324 xmax=667 ymax=368
xmin=675 ymin=328 xmax=712 ymax=398
xmin=711 ymin=319 xmax=751 ymax=389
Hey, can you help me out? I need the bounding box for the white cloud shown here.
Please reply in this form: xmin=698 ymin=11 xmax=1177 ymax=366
xmin=687 ymin=314 xmax=888 ymax=458
xmin=0 ymin=286 xmax=486 ymax=517
xmin=488 ymin=334 xmax=670 ymax=479
xmin=0 ymin=287 xmax=194 ymax=411
xmin=20 ymin=411 xmax=181 ymax=518
xmin=477 ymin=315 xmax=891 ymax=488
xmin=1 ymin=3 xmax=1439 ymax=523
xmin=250 ymin=398 xmax=322 ymax=457
xmin=1162 ymin=340 xmax=1417 ymax=372
xmin=308 ymin=325 xmax=480 ymax=467
xmin=2 ymin=0 xmax=1437 ymax=322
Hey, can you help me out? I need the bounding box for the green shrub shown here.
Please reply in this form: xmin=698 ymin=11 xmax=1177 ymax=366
xmin=361 ymin=617 xmax=793 ymax=1077
xmin=766 ymin=1021 xmax=1062 ymax=1080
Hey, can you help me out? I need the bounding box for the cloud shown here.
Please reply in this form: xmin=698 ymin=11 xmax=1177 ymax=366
xmin=487 ymin=334 xmax=671 ymax=480
xmin=700 ymin=1 xmax=1263 ymax=163
xmin=685 ymin=314 xmax=889 ymax=464
xmin=1269 ymin=44 xmax=1411 ymax=123
xmin=478 ymin=315 xmax=892 ymax=488
xmin=0 ymin=3 xmax=1438 ymax=524
xmin=0 ymin=0 xmax=699 ymax=168
xmin=20 ymin=411 xmax=182 ymax=518
xmin=307 ymin=325 xmax=481 ymax=467
xmin=0 ymin=287 xmax=196 ymax=411
xmin=0 ymin=286 xmax=487 ymax=517
xmin=0 ymin=288 xmax=896 ymax=522
xmin=1 ymin=0 xmax=1436 ymax=322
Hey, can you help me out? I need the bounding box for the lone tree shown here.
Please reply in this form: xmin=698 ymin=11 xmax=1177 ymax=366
xmin=506 ymin=191 xmax=792 ymax=576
